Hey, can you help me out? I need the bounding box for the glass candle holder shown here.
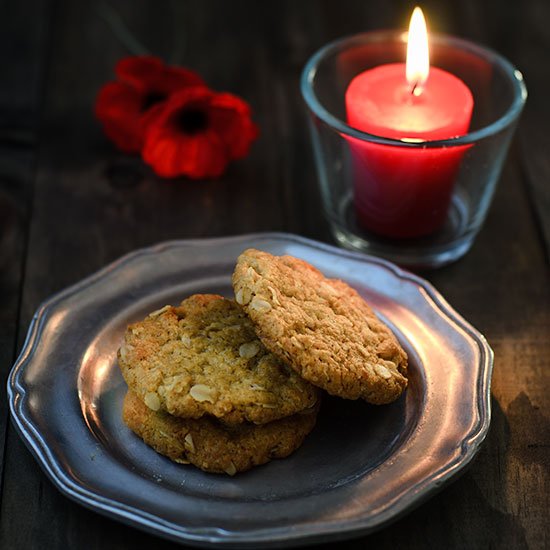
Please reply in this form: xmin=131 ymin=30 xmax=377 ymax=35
xmin=301 ymin=31 xmax=527 ymax=268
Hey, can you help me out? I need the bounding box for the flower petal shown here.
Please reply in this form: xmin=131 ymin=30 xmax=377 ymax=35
xmin=207 ymin=93 xmax=259 ymax=158
xmin=115 ymin=56 xmax=164 ymax=89
xmin=179 ymin=130 xmax=228 ymax=178
xmin=157 ymin=65 xmax=205 ymax=93
xmin=95 ymin=81 xmax=145 ymax=153
xmin=143 ymin=125 xmax=228 ymax=179
xmin=116 ymin=55 xmax=204 ymax=94
xmin=97 ymin=57 xmax=211 ymax=154
xmin=141 ymin=86 xmax=257 ymax=179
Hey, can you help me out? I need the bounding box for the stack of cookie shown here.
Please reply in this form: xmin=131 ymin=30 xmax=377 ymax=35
xmin=118 ymin=249 xmax=408 ymax=475
xmin=118 ymin=294 xmax=320 ymax=475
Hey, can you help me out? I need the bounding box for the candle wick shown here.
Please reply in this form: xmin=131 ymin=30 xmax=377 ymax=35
xmin=409 ymin=81 xmax=424 ymax=98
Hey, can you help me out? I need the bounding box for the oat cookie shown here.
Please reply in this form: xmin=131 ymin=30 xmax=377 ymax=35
xmin=123 ymin=391 xmax=318 ymax=475
xmin=232 ymin=249 xmax=408 ymax=404
xmin=118 ymin=294 xmax=319 ymax=424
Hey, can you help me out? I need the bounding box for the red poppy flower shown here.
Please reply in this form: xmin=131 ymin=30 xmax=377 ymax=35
xmin=142 ymin=87 xmax=259 ymax=179
xmin=95 ymin=56 xmax=204 ymax=153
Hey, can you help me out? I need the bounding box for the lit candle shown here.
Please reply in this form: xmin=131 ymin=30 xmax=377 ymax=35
xmin=345 ymin=7 xmax=473 ymax=239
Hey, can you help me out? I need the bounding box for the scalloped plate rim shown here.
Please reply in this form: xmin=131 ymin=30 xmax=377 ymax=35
xmin=7 ymin=232 xmax=493 ymax=547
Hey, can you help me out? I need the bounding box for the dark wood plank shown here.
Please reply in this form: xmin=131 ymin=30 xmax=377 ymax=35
xmin=0 ymin=0 xmax=51 ymax=144
xmin=513 ymin=0 xmax=550 ymax=263
xmin=0 ymin=147 xmax=34 ymax=488
xmin=426 ymin=2 xmax=550 ymax=546
xmin=0 ymin=0 xmax=51 ymax=494
xmin=427 ymin=144 xmax=550 ymax=550
xmin=460 ymin=0 xmax=550 ymax=262
xmin=0 ymin=0 xmax=548 ymax=549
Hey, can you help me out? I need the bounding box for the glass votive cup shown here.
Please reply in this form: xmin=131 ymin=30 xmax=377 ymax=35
xmin=301 ymin=31 xmax=527 ymax=269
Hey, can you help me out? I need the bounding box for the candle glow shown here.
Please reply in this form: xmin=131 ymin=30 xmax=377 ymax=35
xmin=406 ymin=7 xmax=429 ymax=96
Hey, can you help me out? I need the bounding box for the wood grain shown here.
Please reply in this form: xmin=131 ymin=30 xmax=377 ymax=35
xmin=461 ymin=0 xmax=550 ymax=263
xmin=0 ymin=0 xmax=51 ymax=494
xmin=0 ymin=0 xmax=548 ymax=548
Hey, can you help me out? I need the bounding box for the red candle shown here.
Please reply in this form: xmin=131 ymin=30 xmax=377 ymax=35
xmin=345 ymin=8 xmax=473 ymax=239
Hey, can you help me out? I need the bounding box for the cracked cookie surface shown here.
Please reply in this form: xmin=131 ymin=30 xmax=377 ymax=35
xmin=232 ymin=249 xmax=408 ymax=404
xmin=123 ymin=390 xmax=319 ymax=475
xmin=118 ymin=294 xmax=320 ymax=425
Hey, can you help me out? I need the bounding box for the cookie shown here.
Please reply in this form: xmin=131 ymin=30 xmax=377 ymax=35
xmin=232 ymin=249 xmax=408 ymax=404
xmin=123 ymin=390 xmax=318 ymax=475
xmin=118 ymin=294 xmax=320 ymax=425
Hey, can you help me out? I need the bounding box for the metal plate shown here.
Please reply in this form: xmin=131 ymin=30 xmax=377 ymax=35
xmin=8 ymin=233 xmax=493 ymax=548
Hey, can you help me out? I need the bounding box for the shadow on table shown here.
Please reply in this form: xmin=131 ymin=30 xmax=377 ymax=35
xmin=326 ymin=395 xmax=529 ymax=549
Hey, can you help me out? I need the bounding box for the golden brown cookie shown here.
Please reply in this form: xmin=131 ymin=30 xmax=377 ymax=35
xmin=123 ymin=390 xmax=319 ymax=475
xmin=118 ymin=294 xmax=319 ymax=425
xmin=232 ymin=249 xmax=408 ymax=404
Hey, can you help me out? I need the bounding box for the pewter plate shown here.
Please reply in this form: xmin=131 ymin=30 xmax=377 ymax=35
xmin=8 ymin=233 xmax=493 ymax=548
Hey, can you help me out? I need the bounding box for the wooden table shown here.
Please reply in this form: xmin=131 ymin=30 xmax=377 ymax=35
xmin=1 ymin=1 xmax=548 ymax=548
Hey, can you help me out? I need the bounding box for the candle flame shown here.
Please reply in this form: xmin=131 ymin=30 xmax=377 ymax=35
xmin=406 ymin=7 xmax=430 ymax=96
